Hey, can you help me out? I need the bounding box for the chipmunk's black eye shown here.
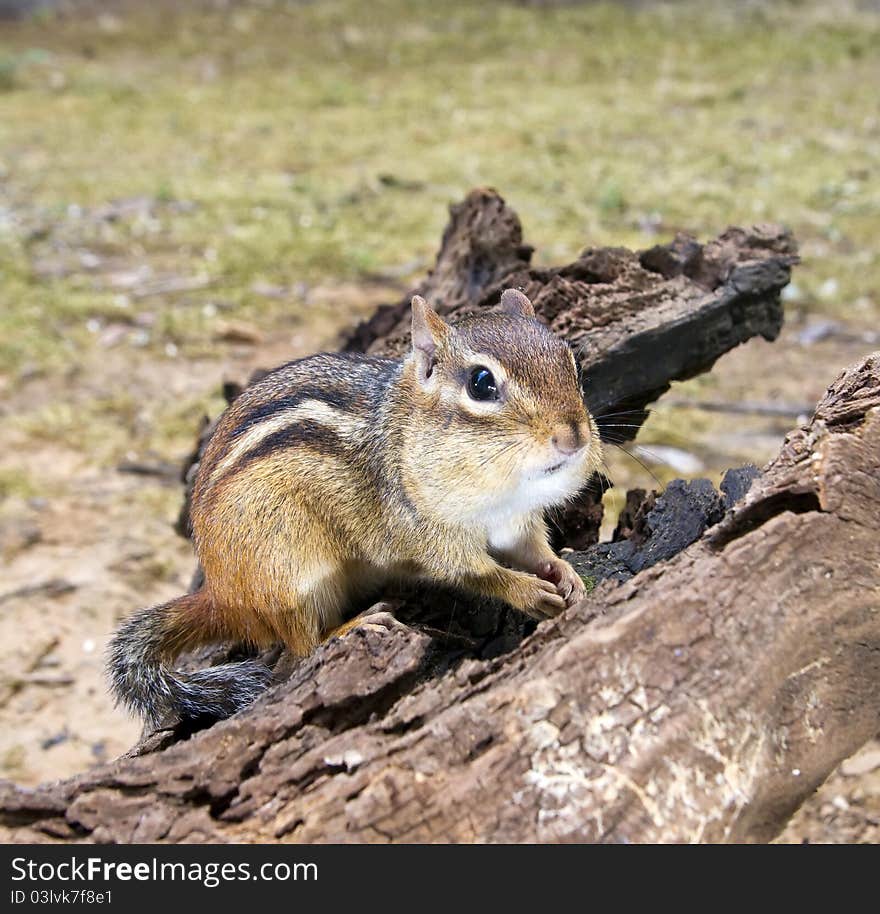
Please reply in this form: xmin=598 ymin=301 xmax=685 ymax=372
xmin=467 ymin=366 xmax=498 ymax=401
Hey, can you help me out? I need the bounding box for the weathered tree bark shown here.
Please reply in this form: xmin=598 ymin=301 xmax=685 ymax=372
xmin=1 ymin=353 xmax=878 ymax=843
xmin=6 ymin=189 xmax=874 ymax=844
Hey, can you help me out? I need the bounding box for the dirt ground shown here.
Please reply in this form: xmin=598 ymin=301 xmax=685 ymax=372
xmin=1 ymin=0 xmax=878 ymax=842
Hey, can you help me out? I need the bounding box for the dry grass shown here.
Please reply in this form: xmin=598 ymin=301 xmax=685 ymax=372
xmin=1 ymin=0 xmax=877 ymax=525
xmin=2 ymin=1 xmax=877 ymax=382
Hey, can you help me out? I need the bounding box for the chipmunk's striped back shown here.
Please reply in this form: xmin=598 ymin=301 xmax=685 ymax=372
xmin=198 ymin=353 xmax=399 ymax=489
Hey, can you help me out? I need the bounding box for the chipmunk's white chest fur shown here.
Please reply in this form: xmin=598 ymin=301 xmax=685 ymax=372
xmin=483 ymin=462 xmax=583 ymax=551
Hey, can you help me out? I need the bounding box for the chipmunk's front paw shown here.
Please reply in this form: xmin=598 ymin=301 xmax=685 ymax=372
xmin=507 ymin=571 xmax=567 ymax=620
xmin=537 ymin=558 xmax=586 ymax=607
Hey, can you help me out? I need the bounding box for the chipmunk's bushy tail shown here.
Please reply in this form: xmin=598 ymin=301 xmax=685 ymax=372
xmin=107 ymin=591 xmax=273 ymax=726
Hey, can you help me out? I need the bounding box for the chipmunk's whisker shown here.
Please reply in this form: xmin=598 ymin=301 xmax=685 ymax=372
xmin=600 ymin=435 xmax=679 ymax=471
xmin=602 ymin=441 xmax=665 ymax=490
xmin=594 ymin=407 xmax=650 ymax=418
xmin=476 ymin=438 xmax=523 ymax=471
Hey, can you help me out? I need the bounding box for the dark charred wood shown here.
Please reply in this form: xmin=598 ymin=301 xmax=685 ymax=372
xmin=344 ymin=195 xmax=796 ymax=432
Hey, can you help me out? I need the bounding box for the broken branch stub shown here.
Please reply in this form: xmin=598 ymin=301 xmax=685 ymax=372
xmin=345 ymin=190 xmax=796 ymax=426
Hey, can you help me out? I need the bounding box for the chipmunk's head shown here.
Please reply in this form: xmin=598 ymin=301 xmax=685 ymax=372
xmin=402 ymin=289 xmax=601 ymax=527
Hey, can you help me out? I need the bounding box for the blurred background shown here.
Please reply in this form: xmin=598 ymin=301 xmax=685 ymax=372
xmin=0 ymin=0 xmax=877 ymax=840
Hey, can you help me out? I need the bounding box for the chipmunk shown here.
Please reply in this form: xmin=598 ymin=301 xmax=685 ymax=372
xmin=108 ymin=289 xmax=601 ymax=725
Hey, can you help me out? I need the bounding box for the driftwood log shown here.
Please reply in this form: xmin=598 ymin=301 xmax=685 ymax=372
xmin=3 ymin=191 xmax=877 ymax=844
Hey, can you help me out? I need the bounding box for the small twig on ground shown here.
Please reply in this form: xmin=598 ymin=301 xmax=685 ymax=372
xmin=117 ymin=459 xmax=181 ymax=480
xmin=0 ymin=579 xmax=75 ymax=606
xmin=663 ymin=398 xmax=814 ymax=419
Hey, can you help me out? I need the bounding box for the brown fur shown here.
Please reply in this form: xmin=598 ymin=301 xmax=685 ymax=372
xmin=108 ymin=292 xmax=602 ymax=723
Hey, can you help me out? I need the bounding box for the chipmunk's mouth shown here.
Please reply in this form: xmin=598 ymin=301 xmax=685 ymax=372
xmin=539 ymin=446 xmax=589 ymax=477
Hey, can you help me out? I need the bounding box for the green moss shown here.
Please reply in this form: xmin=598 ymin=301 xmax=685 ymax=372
xmin=579 ymin=574 xmax=597 ymax=594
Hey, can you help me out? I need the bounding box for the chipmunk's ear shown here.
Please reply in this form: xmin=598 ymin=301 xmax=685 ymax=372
xmin=500 ymin=288 xmax=535 ymax=318
xmin=411 ymin=295 xmax=449 ymax=383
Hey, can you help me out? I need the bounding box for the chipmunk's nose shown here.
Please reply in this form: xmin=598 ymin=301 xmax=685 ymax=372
xmin=551 ymin=420 xmax=590 ymax=456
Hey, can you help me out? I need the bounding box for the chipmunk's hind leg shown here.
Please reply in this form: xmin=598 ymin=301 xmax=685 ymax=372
xmin=324 ymin=598 xmax=408 ymax=641
xmin=270 ymin=560 xmax=353 ymax=656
